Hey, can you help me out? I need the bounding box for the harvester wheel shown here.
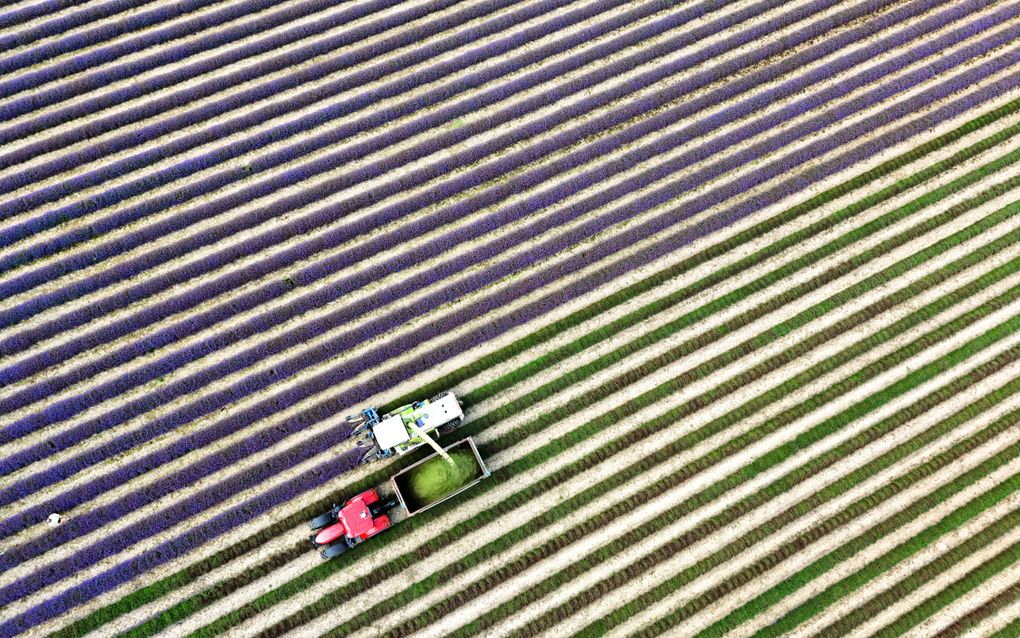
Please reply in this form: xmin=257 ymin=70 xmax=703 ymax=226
xmin=352 ymin=430 xmax=375 ymax=448
xmin=437 ymin=418 xmax=462 ymax=435
xmin=359 ymin=447 xmax=382 ymax=466
xmin=321 ymin=541 xmax=350 ymax=560
xmin=348 ymin=417 xmax=369 ymax=437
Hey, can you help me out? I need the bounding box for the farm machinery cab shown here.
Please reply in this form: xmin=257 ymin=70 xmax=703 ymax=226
xmin=308 ymin=488 xmax=399 ymax=559
xmin=348 ymin=392 xmax=464 ymax=465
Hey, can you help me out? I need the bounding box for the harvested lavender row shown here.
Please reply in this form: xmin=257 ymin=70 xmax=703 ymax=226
xmin=0 ymin=444 xmax=367 ymax=634
xmin=0 ymin=0 xmax=748 ymax=264
xmin=2 ymin=68 xmax=1009 ymax=547
xmin=0 ymin=8 xmax=1005 ymax=453
xmin=0 ymin=0 xmax=410 ymax=133
xmin=0 ymin=0 xmax=924 ymax=361
xmin=0 ymin=0 xmax=285 ymax=93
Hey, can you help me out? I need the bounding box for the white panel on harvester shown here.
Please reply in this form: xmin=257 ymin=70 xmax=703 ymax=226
xmin=373 ymin=414 xmax=411 ymax=450
xmin=419 ymin=393 xmax=464 ymax=424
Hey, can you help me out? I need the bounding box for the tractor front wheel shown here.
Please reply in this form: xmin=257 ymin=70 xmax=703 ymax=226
xmin=309 ymin=507 xmax=338 ymax=531
xmin=321 ymin=541 xmax=350 ymax=560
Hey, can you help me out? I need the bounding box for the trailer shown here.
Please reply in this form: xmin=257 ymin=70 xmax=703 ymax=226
xmin=308 ymin=437 xmax=489 ymax=559
xmin=347 ymin=391 xmax=465 ymax=465
xmin=391 ymin=437 xmax=489 ymax=516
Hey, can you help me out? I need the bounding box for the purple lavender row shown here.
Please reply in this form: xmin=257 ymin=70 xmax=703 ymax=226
xmin=0 ymin=0 xmax=621 ymax=218
xmin=0 ymin=0 xmax=238 ymax=83
xmin=0 ymin=0 xmax=414 ymax=137
xmin=0 ymin=427 xmax=361 ymax=592
xmin=0 ymin=443 xmax=366 ymax=631
xmin=2 ymin=41 xmax=1010 ymax=545
xmin=0 ymin=0 xmax=734 ymax=271
xmin=1 ymin=78 xmax=1012 ymax=631
xmin=0 ymin=0 xmax=930 ymax=425
xmin=0 ymin=0 xmax=889 ymax=348
xmin=0 ymin=0 xmax=985 ymax=434
xmin=0 ymin=1 xmax=980 ymax=472
xmin=0 ymin=0 xmax=164 ymax=45
xmin=0 ymin=0 xmax=533 ymax=176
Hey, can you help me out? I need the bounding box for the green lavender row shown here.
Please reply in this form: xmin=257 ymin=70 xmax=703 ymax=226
xmin=296 ymin=195 xmax=1020 ymax=637
xmin=819 ymin=506 xmax=1020 ymax=638
xmin=705 ymin=401 xmax=1020 ymax=638
xmin=465 ymin=306 xmax=1020 ymax=637
xmin=642 ymin=373 xmax=1020 ymax=637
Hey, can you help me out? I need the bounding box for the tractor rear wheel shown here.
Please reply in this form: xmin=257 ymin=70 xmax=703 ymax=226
xmin=370 ymin=498 xmax=399 ymax=518
xmin=432 ymin=391 xmax=464 ymax=407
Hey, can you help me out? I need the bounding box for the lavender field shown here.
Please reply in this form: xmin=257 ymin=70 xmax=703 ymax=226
xmin=3 ymin=0 xmax=1020 ymax=636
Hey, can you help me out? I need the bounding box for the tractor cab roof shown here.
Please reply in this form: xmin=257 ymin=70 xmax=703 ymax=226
xmin=340 ymin=499 xmax=374 ymax=537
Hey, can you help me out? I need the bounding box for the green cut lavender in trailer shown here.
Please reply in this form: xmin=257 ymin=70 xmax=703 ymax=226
xmin=406 ymin=450 xmax=480 ymax=508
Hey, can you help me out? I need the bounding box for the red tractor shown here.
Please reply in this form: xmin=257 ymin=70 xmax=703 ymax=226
xmin=308 ymin=488 xmax=399 ymax=559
